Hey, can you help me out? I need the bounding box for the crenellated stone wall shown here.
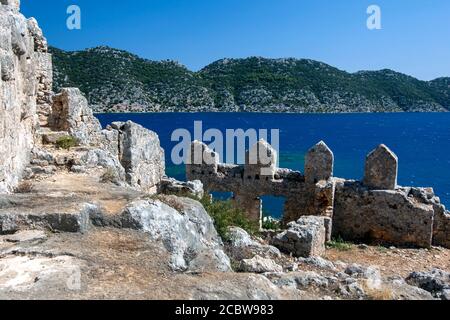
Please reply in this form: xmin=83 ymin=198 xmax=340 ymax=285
xmin=187 ymin=142 xmax=450 ymax=249
xmin=0 ymin=1 xmax=47 ymax=192
xmin=187 ymin=140 xmax=335 ymax=228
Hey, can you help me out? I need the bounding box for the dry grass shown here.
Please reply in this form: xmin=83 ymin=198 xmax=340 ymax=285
xmin=152 ymin=195 xmax=185 ymax=213
xmin=100 ymin=168 xmax=120 ymax=185
xmin=14 ymin=181 xmax=33 ymax=193
xmin=362 ymin=281 xmax=394 ymax=300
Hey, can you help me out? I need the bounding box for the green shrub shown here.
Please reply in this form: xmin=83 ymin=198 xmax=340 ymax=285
xmin=199 ymin=196 xmax=259 ymax=240
xmin=56 ymin=136 xmax=79 ymax=150
xmin=327 ymin=236 xmax=353 ymax=251
xmin=262 ymin=215 xmax=281 ymax=230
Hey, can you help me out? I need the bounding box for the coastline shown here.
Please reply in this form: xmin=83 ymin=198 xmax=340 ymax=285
xmin=94 ymin=110 xmax=450 ymax=116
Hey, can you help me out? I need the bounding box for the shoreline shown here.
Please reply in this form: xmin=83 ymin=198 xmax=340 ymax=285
xmin=94 ymin=111 xmax=450 ymax=116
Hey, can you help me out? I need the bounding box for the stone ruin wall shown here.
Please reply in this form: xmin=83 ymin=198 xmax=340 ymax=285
xmin=0 ymin=2 xmax=166 ymax=194
xmin=0 ymin=0 xmax=50 ymax=192
xmin=187 ymin=140 xmax=335 ymax=228
xmin=187 ymin=141 xmax=450 ymax=249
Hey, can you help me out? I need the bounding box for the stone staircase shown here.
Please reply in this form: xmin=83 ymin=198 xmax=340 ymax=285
xmin=37 ymin=128 xmax=72 ymax=145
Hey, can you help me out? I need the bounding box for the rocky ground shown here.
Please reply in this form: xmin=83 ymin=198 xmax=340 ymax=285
xmin=0 ymin=169 xmax=448 ymax=300
xmin=0 ymin=157 xmax=449 ymax=300
xmin=1 ymin=224 xmax=448 ymax=300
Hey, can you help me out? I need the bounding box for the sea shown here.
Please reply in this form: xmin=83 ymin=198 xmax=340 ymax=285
xmin=97 ymin=113 xmax=450 ymax=219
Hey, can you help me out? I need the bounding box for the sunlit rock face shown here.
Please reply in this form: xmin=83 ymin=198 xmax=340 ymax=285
xmin=0 ymin=2 xmax=48 ymax=192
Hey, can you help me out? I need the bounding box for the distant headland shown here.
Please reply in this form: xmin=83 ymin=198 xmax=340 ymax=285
xmin=50 ymin=46 xmax=450 ymax=114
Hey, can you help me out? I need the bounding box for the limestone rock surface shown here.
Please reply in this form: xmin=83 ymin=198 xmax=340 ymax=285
xmin=271 ymin=216 xmax=327 ymax=258
xmin=120 ymin=196 xmax=231 ymax=272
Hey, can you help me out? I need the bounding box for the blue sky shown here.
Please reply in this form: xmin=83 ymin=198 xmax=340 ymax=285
xmin=21 ymin=0 xmax=450 ymax=80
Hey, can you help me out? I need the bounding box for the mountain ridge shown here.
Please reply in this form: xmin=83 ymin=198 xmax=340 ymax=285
xmin=50 ymin=46 xmax=450 ymax=113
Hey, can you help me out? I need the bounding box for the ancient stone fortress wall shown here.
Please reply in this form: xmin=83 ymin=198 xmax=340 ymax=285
xmin=187 ymin=141 xmax=450 ymax=249
xmin=0 ymin=0 xmax=49 ymax=192
xmin=0 ymin=1 xmax=166 ymax=194
xmin=187 ymin=140 xmax=335 ymax=228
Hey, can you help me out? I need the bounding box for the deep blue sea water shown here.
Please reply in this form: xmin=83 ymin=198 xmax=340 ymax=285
xmin=97 ymin=113 xmax=450 ymax=218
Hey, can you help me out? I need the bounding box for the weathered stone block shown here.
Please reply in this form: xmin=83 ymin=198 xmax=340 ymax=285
xmin=112 ymin=121 xmax=165 ymax=193
xmin=50 ymin=88 xmax=102 ymax=145
xmin=11 ymin=26 xmax=26 ymax=56
xmin=333 ymin=181 xmax=434 ymax=248
xmin=186 ymin=141 xmax=219 ymax=176
xmin=99 ymin=126 xmax=120 ymax=156
xmin=364 ymin=144 xmax=398 ymax=190
xmin=0 ymin=55 xmax=14 ymax=81
xmin=271 ymin=216 xmax=326 ymax=258
xmin=244 ymin=139 xmax=277 ymax=179
xmin=27 ymin=17 xmax=48 ymax=52
xmin=0 ymin=202 xmax=95 ymax=234
xmin=159 ymin=177 xmax=204 ymax=199
xmin=305 ymin=141 xmax=334 ymax=185
xmin=311 ymin=179 xmax=335 ymax=217
xmin=238 ymin=255 xmax=283 ymax=273
xmin=41 ymin=131 xmax=71 ymax=145
xmin=433 ymin=207 xmax=450 ymax=248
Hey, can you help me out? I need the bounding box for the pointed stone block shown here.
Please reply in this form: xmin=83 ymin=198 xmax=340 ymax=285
xmin=364 ymin=144 xmax=398 ymax=190
xmin=245 ymin=139 xmax=277 ymax=179
xmin=305 ymin=141 xmax=334 ymax=184
xmin=186 ymin=141 xmax=219 ymax=174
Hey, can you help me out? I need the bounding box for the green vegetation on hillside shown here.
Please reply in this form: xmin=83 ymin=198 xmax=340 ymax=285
xmin=50 ymin=46 xmax=450 ymax=113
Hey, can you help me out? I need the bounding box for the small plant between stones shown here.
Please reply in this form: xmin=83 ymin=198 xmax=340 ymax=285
xmin=262 ymin=214 xmax=282 ymax=231
xmin=100 ymin=167 xmax=120 ymax=185
xmin=14 ymin=181 xmax=33 ymax=193
xmin=199 ymin=196 xmax=259 ymax=241
xmin=55 ymin=136 xmax=79 ymax=150
xmin=327 ymin=236 xmax=353 ymax=251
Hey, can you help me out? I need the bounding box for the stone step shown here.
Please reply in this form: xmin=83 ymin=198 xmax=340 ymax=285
xmin=31 ymin=146 xmax=82 ymax=165
xmin=0 ymin=194 xmax=96 ymax=234
xmin=38 ymin=130 xmax=71 ymax=145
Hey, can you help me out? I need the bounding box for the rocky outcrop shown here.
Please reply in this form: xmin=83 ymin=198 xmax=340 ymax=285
xmin=0 ymin=2 xmax=46 ymax=192
xmin=225 ymin=226 xmax=281 ymax=262
xmin=49 ymin=88 xmax=102 ymax=145
xmin=158 ymin=177 xmax=204 ymax=199
xmin=406 ymin=269 xmax=450 ymax=300
xmin=32 ymin=90 xmax=165 ymax=194
xmin=103 ymin=121 xmax=165 ymax=193
xmin=119 ymin=196 xmax=231 ymax=272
